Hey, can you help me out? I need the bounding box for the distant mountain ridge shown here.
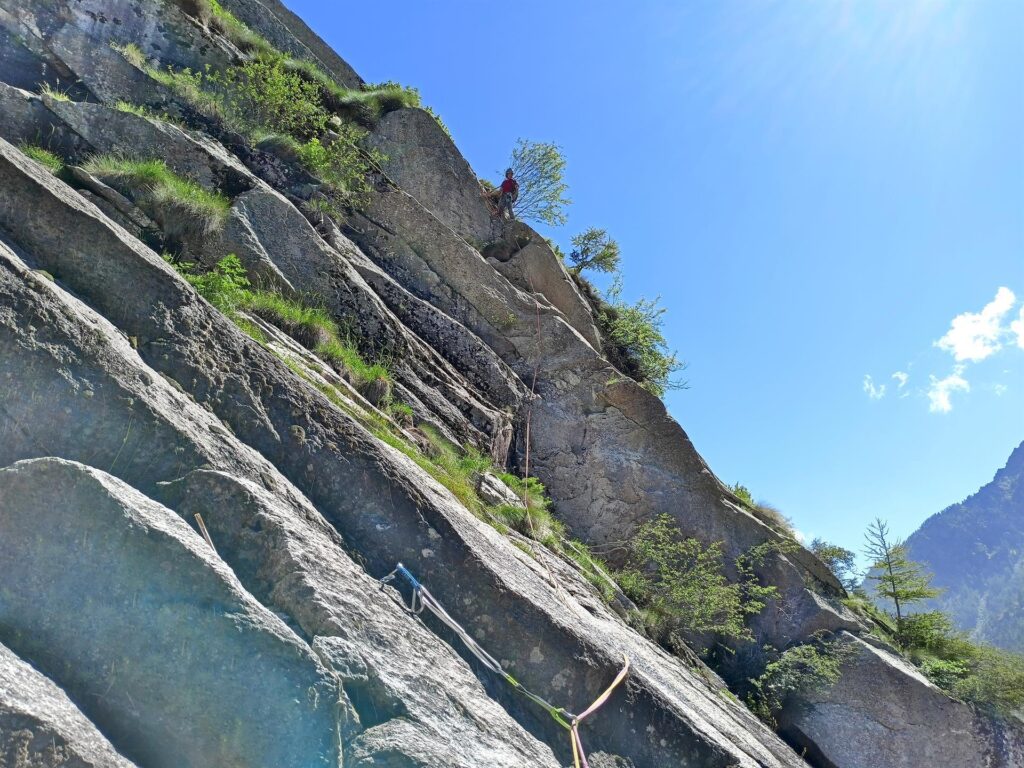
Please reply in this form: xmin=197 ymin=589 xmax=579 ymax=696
xmin=905 ymin=440 xmax=1024 ymax=652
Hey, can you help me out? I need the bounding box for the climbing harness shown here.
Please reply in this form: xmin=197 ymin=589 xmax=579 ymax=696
xmin=380 ymin=563 xmax=630 ymax=768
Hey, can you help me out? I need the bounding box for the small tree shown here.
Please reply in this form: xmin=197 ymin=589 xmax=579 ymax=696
xmin=567 ymin=228 xmax=620 ymax=275
xmin=615 ymin=514 xmax=778 ymax=650
xmin=863 ymin=518 xmax=941 ymax=646
xmin=810 ymin=538 xmax=860 ymax=592
xmin=507 ymin=139 xmax=571 ymax=226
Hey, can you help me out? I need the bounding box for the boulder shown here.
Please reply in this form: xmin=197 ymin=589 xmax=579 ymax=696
xmin=0 ymin=458 xmax=345 ymax=768
xmin=778 ymin=632 xmax=1024 ymax=768
xmin=0 ymin=641 xmax=137 ymax=768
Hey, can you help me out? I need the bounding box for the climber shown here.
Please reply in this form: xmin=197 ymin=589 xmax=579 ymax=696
xmin=489 ymin=168 xmax=518 ymax=220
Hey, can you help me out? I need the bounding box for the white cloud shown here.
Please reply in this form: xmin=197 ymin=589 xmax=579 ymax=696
xmin=935 ymin=287 xmax=1016 ymax=362
xmin=994 ymin=383 xmax=1008 ymax=396
xmin=1011 ymin=305 xmax=1024 ymax=351
xmin=891 ymin=371 xmax=909 ymax=388
xmin=927 ymin=367 xmax=970 ymax=413
xmin=863 ymin=374 xmax=886 ymax=400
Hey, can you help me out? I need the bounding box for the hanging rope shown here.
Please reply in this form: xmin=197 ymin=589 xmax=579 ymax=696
xmin=381 ymin=563 xmax=630 ymax=768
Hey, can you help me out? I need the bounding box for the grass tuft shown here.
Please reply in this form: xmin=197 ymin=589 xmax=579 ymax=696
xmin=110 ymin=41 xmax=146 ymax=68
xmin=114 ymin=100 xmax=151 ymax=117
xmin=18 ymin=144 xmax=63 ymax=174
xmin=39 ymin=83 xmax=72 ymax=102
xmin=83 ymin=155 xmax=229 ymax=236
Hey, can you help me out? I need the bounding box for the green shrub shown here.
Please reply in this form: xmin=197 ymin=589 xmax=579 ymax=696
xmin=295 ymin=129 xmax=383 ymax=206
xmin=747 ymin=638 xmax=851 ymax=726
xmin=223 ymin=57 xmax=328 ymax=139
xmin=137 ymin=54 xmax=381 ymax=208
xmin=170 ymin=253 xmax=251 ymax=314
xmin=146 ymin=65 xmax=227 ymax=120
xmin=730 ymin=483 xmax=754 ymax=505
xmin=17 ymin=144 xmax=63 ymax=174
xmin=614 ymin=514 xmax=779 ymax=649
xmin=359 ymin=80 xmax=421 ymax=114
xmin=952 ymin=645 xmax=1024 ymax=714
xmin=83 ymin=156 xmax=229 ymax=236
xmin=599 ymin=277 xmax=685 ymax=397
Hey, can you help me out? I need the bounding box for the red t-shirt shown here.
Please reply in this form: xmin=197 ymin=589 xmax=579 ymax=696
xmin=500 ymin=178 xmax=518 ymax=195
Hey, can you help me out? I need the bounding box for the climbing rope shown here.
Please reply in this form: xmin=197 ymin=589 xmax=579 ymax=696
xmin=381 ymin=563 xmax=630 ymax=768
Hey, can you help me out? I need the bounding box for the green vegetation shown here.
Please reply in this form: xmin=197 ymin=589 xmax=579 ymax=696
xmin=114 ymin=100 xmax=150 ymax=117
xmin=121 ymin=4 xmax=451 ymax=212
xmin=171 ymin=253 xmax=250 ymax=314
xmin=206 ymin=0 xmax=276 ymax=56
xmin=126 ymin=53 xmax=386 ymax=206
xmin=39 ymin=83 xmax=72 ymax=101
xmin=614 ymin=514 xmax=781 ymax=653
xmin=165 ymin=254 xmax=391 ymax=393
xmin=599 ymin=277 xmax=685 ymax=397
xmin=810 ymin=538 xmax=859 ymax=592
xmin=492 ymin=472 xmax=565 ymax=547
xmin=863 ymin=517 xmax=941 ymax=647
xmin=223 ymin=57 xmax=329 ymax=138
xmin=111 ymin=41 xmax=146 ymax=68
xmin=83 ymin=156 xmax=229 ymax=236
xmin=566 ymin=228 xmax=621 ymax=276
xmin=359 ymin=80 xmax=451 ymax=137
xmin=859 ymin=517 xmax=1024 ymax=717
xmin=17 ymin=144 xmax=63 ymax=174
xmin=508 ymin=139 xmax=571 ymax=226
xmin=746 ymin=636 xmax=852 ymax=726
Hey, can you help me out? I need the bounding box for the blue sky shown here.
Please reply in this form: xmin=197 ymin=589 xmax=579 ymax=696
xmin=287 ymin=0 xmax=1024 ymax=556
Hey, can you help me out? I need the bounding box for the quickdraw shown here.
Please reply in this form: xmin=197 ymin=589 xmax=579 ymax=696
xmin=381 ymin=563 xmax=630 ymax=768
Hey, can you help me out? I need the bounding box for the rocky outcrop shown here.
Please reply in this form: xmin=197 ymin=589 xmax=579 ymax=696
xmin=0 ymin=1 xmax=1017 ymax=765
xmin=0 ymin=135 xmax=808 ymax=767
xmin=0 ymin=642 xmax=137 ymax=768
xmin=0 ymin=220 xmax=558 ymax=768
xmin=367 ymin=108 xmax=603 ymax=349
xmin=0 ymin=458 xmax=345 ymax=768
xmin=779 ymin=632 xmax=1024 ymax=768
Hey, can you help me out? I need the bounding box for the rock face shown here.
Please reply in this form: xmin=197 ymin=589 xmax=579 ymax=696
xmin=0 ymin=642 xmax=137 ymax=768
xmin=779 ymin=632 xmax=1024 ymax=768
xmin=0 ymin=458 xmax=344 ymax=768
xmin=0 ymin=1 xmax=1018 ymax=766
xmin=901 ymin=440 xmax=1024 ymax=652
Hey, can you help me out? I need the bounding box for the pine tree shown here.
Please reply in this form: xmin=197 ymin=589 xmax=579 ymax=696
xmin=863 ymin=518 xmax=941 ymax=647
